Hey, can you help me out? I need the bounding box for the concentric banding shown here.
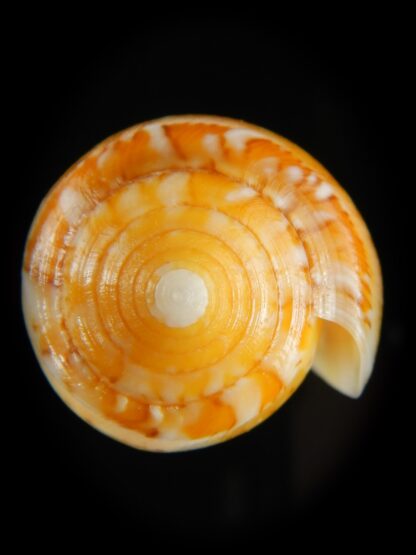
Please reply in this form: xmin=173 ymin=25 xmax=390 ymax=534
xmin=22 ymin=115 xmax=382 ymax=451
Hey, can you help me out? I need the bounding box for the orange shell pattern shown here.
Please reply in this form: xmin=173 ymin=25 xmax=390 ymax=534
xmin=22 ymin=115 xmax=382 ymax=451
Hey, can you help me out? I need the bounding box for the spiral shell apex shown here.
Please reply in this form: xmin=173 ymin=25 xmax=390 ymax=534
xmin=22 ymin=115 xmax=382 ymax=452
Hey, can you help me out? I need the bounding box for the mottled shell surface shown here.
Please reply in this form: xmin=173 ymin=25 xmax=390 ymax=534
xmin=22 ymin=115 xmax=383 ymax=452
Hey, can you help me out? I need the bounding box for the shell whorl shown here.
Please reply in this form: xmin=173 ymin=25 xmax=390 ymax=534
xmin=22 ymin=115 xmax=382 ymax=451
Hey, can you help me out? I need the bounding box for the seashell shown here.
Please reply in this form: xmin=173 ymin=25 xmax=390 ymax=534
xmin=22 ymin=115 xmax=382 ymax=452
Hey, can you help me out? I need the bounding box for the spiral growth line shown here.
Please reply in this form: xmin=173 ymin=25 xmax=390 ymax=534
xmin=22 ymin=116 xmax=382 ymax=451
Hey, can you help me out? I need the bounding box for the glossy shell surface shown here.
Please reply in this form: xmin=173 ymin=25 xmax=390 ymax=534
xmin=22 ymin=115 xmax=383 ymax=451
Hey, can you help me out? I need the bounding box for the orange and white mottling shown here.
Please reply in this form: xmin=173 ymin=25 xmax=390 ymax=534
xmin=22 ymin=115 xmax=382 ymax=452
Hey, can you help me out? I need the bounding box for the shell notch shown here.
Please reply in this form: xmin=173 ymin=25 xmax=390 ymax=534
xmin=22 ymin=115 xmax=383 ymax=452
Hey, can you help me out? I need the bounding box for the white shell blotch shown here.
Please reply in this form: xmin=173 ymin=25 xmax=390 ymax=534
xmin=151 ymin=269 xmax=209 ymax=328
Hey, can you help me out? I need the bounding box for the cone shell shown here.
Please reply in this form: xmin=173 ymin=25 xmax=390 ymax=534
xmin=22 ymin=115 xmax=382 ymax=451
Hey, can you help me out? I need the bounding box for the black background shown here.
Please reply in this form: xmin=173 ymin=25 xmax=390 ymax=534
xmin=10 ymin=12 xmax=409 ymax=545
